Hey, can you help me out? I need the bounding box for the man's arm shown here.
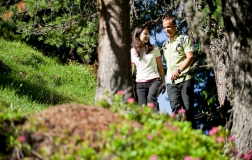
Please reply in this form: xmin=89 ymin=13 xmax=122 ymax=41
xmin=178 ymin=52 xmax=194 ymax=72
xmin=171 ymin=52 xmax=194 ymax=80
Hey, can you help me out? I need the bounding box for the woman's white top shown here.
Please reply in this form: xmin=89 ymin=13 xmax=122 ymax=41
xmin=131 ymin=46 xmax=161 ymax=82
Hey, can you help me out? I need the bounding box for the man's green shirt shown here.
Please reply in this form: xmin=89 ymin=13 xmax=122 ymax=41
xmin=163 ymin=34 xmax=195 ymax=84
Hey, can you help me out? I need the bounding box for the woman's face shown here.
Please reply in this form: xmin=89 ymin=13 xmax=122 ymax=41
xmin=139 ymin=29 xmax=149 ymax=45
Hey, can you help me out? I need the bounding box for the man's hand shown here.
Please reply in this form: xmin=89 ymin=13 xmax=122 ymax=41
xmin=171 ymin=70 xmax=180 ymax=80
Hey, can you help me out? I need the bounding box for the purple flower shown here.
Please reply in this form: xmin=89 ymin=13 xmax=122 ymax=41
xmin=150 ymin=155 xmax=158 ymax=160
xmin=233 ymin=149 xmax=238 ymax=155
xmin=18 ymin=135 xmax=26 ymax=143
xmin=117 ymin=90 xmax=124 ymax=95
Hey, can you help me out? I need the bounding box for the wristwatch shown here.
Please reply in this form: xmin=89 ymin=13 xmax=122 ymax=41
xmin=177 ymin=69 xmax=182 ymax=74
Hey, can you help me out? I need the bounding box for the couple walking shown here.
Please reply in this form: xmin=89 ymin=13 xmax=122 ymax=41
xmin=131 ymin=16 xmax=195 ymax=125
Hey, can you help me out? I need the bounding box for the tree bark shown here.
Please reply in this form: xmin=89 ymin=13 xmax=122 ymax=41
xmin=222 ymin=0 xmax=252 ymax=154
xmin=187 ymin=0 xmax=252 ymax=154
xmin=209 ymin=34 xmax=234 ymax=127
xmin=95 ymin=0 xmax=132 ymax=103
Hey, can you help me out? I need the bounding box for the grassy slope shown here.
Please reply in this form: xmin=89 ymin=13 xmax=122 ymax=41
xmin=0 ymin=38 xmax=96 ymax=114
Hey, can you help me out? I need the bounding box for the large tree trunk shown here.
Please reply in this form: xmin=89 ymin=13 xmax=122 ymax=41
xmin=95 ymin=0 xmax=132 ymax=103
xmin=209 ymin=34 xmax=234 ymax=127
xmin=187 ymin=0 xmax=252 ymax=154
xmin=222 ymin=0 xmax=252 ymax=154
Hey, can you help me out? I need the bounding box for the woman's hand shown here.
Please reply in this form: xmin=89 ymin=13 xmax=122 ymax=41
xmin=157 ymin=82 xmax=166 ymax=96
xmin=160 ymin=82 xmax=166 ymax=94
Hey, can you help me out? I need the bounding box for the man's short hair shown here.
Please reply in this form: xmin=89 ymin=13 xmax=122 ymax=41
xmin=163 ymin=16 xmax=176 ymax=25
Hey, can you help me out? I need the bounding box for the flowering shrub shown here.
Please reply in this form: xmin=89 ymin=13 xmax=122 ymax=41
xmin=224 ymin=135 xmax=252 ymax=160
xmin=1 ymin=90 xmax=247 ymax=159
xmin=96 ymin=91 xmax=230 ymax=160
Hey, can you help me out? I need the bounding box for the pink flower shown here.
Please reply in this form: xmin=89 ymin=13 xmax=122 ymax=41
xmin=184 ymin=156 xmax=192 ymax=160
xmin=164 ymin=122 xmax=178 ymax=131
xmin=233 ymin=149 xmax=238 ymax=155
xmin=244 ymin=154 xmax=251 ymax=160
xmin=150 ymin=155 xmax=158 ymax=160
xmin=127 ymin=97 xmax=135 ymax=103
xmin=18 ymin=135 xmax=26 ymax=143
xmin=217 ymin=137 xmax=224 ymax=143
xmin=209 ymin=126 xmax=218 ymax=135
xmin=147 ymin=134 xmax=153 ymax=140
xmin=128 ymin=129 xmax=133 ymax=135
xmin=117 ymin=90 xmax=124 ymax=95
xmin=164 ymin=122 xmax=171 ymax=128
xmin=172 ymin=126 xmax=178 ymax=131
xmin=148 ymin=103 xmax=155 ymax=108
xmin=247 ymin=150 xmax=252 ymax=155
xmin=228 ymin=136 xmax=235 ymax=142
xmin=238 ymin=153 xmax=244 ymax=158
xmin=195 ymin=158 xmax=201 ymax=160
xmin=178 ymin=108 xmax=186 ymax=115
xmin=170 ymin=112 xmax=175 ymax=118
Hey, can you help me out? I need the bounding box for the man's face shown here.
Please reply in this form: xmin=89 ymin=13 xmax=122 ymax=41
xmin=162 ymin=20 xmax=176 ymax=39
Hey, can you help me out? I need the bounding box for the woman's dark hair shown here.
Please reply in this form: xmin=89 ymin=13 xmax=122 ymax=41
xmin=132 ymin=26 xmax=154 ymax=57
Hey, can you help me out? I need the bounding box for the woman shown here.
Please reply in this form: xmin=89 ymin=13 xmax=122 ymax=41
xmin=131 ymin=26 xmax=166 ymax=108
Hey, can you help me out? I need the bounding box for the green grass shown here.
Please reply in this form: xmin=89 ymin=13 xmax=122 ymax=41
xmin=0 ymin=38 xmax=96 ymax=114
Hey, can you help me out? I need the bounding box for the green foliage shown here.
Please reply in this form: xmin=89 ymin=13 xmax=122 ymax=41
xmin=201 ymin=0 xmax=224 ymax=38
xmin=96 ymin=92 xmax=230 ymax=160
xmin=202 ymin=90 xmax=217 ymax=106
xmin=0 ymin=38 xmax=96 ymax=158
xmin=0 ymin=90 xmax=233 ymax=159
xmin=0 ymin=38 xmax=96 ymax=113
xmin=0 ymin=0 xmax=98 ymax=63
xmin=0 ymin=103 xmax=26 ymax=157
xmin=130 ymin=0 xmax=174 ymax=45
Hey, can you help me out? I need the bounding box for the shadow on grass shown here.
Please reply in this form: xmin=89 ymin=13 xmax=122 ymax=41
xmin=0 ymin=60 xmax=72 ymax=105
xmin=0 ymin=59 xmax=11 ymax=74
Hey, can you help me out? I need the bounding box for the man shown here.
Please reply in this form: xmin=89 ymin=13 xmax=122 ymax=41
xmin=162 ymin=16 xmax=195 ymax=125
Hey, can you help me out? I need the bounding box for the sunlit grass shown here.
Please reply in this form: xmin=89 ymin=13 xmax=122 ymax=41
xmin=0 ymin=38 xmax=96 ymax=114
